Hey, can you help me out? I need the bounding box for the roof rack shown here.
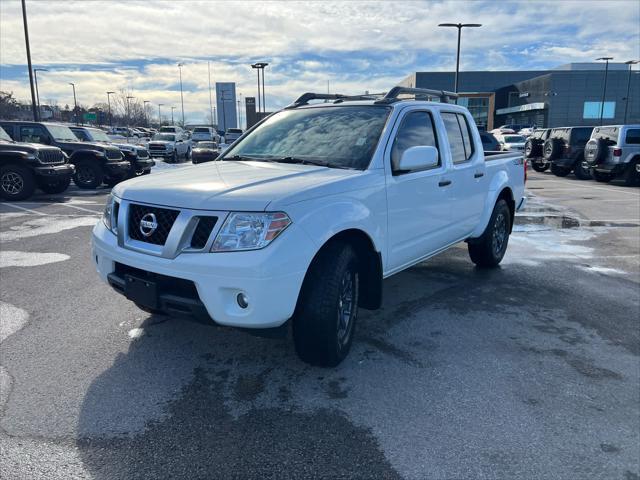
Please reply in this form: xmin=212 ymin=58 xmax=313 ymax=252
xmin=375 ymin=86 xmax=459 ymax=104
xmin=284 ymin=92 xmax=386 ymax=109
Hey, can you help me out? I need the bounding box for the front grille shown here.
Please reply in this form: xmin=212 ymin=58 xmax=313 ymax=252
xmin=148 ymin=143 xmax=166 ymax=152
xmin=128 ymin=204 xmax=180 ymax=245
xmin=190 ymin=216 xmax=217 ymax=249
xmin=137 ymin=149 xmax=149 ymax=159
xmin=106 ymin=148 xmax=123 ymax=160
xmin=39 ymin=149 xmax=64 ymax=164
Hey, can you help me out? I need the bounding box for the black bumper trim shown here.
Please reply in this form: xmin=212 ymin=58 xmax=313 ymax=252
xmin=105 ymin=161 xmax=132 ymax=174
xmin=33 ymin=164 xmax=75 ymax=178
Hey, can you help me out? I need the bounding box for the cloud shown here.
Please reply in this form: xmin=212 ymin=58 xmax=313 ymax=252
xmin=1 ymin=0 xmax=638 ymax=122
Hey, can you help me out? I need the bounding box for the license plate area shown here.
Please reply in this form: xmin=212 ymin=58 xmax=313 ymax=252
xmin=124 ymin=274 xmax=158 ymax=308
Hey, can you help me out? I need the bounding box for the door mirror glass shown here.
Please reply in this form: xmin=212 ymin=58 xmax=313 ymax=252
xmin=396 ymin=146 xmax=439 ymax=173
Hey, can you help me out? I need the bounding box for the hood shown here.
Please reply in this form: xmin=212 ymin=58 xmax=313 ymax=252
xmin=113 ymin=160 xmax=360 ymax=211
xmin=57 ymin=140 xmax=110 ymax=151
xmin=0 ymin=141 xmax=59 ymax=153
xmin=148 ymin=140 xmax=175 ymax=146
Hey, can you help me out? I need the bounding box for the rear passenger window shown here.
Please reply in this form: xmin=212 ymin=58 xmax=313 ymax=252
xmin=391 ymin=111 xmax=439 ymax=171
xmin=442 ymin=113 xmax=474 ymax=163
xmin=626 ymin=129 xmax=640 ymax=144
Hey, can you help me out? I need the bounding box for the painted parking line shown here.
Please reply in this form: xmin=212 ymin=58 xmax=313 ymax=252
xmin=0 ymin=203 xmax=47 ymax=216
xmin=535 ymin=179 xmax=640 ymax=197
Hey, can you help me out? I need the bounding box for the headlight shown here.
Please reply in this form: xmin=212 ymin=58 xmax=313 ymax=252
xmin=211 ymin=212 xmax=291 ymax=252
xmin=102 ymin=194 xmax=119 ymax=234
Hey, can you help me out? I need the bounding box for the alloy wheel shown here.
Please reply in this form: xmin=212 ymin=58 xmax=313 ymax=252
xmin=1 ymin=172 xmax=24 ymax=195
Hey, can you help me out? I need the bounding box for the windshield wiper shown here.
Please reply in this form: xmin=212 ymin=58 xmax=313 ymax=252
xmin=270 ymin=157 xmax=355 ymax=169
xmin=224 ymin=154 xmax=272 ymax=162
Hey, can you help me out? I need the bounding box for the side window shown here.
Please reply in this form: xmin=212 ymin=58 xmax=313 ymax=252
xmin=1 ymin=125 xmax=16 ymax=140
xmin=625 ymin=129 xmax=640 ymax=145
xmin=391 ymin=111 xmax=439 ymax=171
xmin=74 ymin=130 xmax=89 ymax=141
xmin=442 ymin=112 xmax=474 ymax=164
xmin=20 ymin=125 xmax=48 ymax=144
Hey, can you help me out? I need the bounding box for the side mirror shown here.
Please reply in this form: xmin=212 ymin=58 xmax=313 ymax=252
xmin=395 ymin=146 xmax=439 ymax=173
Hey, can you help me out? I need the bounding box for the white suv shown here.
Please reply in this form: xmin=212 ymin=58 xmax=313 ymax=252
xmin=585 ymin=124 xmax=640 ymax=185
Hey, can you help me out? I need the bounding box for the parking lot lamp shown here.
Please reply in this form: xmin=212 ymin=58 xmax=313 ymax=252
xmin=437 ymin=23 xmax=482 ymax=95
xmin=158 ymin=103 xmax=164 ymax=126
xmin=143 ymin=100 xmax=150 ymax=126
xmin=106 ymin=91 xmax=115 ymax=126
xmin=595 ymin=57 xmax=614 ymax=126
xmin=251 ymin=63 xmax=261 ymax=113
xmin=178 ymin=63 xmax=185 ymax=126
xmin=126 ymin=95 xmax=135 ymax=129
xmin=171 ymin=106 xmax=176 ymax=125
xmin=624 ymin=60 xmax=639 ymax=123
xmin=33 ymin=68 xmax=48 ymax=119
xmin=69 ymin=83 xmax=78 ymax=124
xmin=21 ymin=0 xmax=38 ymax=121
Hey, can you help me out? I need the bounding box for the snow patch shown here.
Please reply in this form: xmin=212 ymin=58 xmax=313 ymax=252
xmin=0 ymin=212 xmax=30 ymax=219
xmin=150 ymin=159 xmax=195 ymax=174
xmin=578 ymin=265 xmax=627 ymax=276
xmin=0 ymin=250 xmax=70 ymax=268
xmin=0 ymin=301 xmax=29 ymax=343
xmin=128 ymin=328 xmax=145 ymax=339
xmin=0 ymin=216 xmax=98 ymax=242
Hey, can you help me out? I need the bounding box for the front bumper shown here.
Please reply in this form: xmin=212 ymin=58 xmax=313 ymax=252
xmin=33 ymin=163 xmax=75 ymax=178
xmin=104 ymin=160 xmax=132 ymax=175
xmin=91 ymin=220 xmax=315 ymax=328
xmin=134 ymin=158 xmax=155 ymax=171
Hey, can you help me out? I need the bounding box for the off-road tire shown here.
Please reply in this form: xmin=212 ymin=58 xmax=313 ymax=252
xmin=573 ymin=159 xmax=592 ymax=180
xmin=551 ymin=163 xmax=571 ymax=177
xmin=622 ymin=160 xmax=640 ymax=187
xmin=592 ymin=170 xmax=612 ymax=183
xmin=0 ymin=164 xmax=36 ymax=201
xmin=73 ymin=161 xmax=104 ymax=189
xmin=531 ymin=162 xmax=549 ymax=172
xmin=524 ymin=139 xmax=542 ymax=158
xmin=468 ymin=199 xmax=511 ymax=268
xmin=38 ymin=176 xmax=71 ymax=194
xmin=104 ymin=174 xmax=127 ymax=188
xmin=293 ymin=242 xmax=359 ymax=367
xmin=543 ymin=138 xmax=562 ymax=161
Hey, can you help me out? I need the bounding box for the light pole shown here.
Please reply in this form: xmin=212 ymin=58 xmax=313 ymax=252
xmin=158 ymin=103 xmax=164 ymax=126
xmin=69 ymin=82 xmax=78 ymax=124
xmin=33 ymin=68 xmax=48 ymax=119
xmin=143 ymin=100 xmax=150 ymax=126
xmin=177 ymin=63 xmax=185 ymax=126
xmin=596 ymin=56 xmax=613 ymax=126
xmin=251 ymin=63 xmax=261 ymax=114
xmin=208 ymin=61 xmax=215 ymax=131
xmin=251 ymin=62 xmax=269 ymax=113
xmin=21 ymin=0 xmax=38 ymax=121
xmin=437 ymin=23 xmax=482 ymax=94
xmin=171 ymin=106 xmax=176 ymax=125
xmin=106 ymin=91 xmax=115 ymax=127
xmin=238 ymin=92 xmax=243 ymax=129
xmin=126 ymin=95 xmax=135 ymax=130
xmin=623 ymin=60 xmax=639 ymax=124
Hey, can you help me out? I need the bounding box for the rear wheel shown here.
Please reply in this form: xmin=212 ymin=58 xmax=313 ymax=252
xmin=293 ymin=242 xmax=359 ymax=367
xmin=622 ymin=160 xmax=640 ymax=187
xmin=592 ymin=170 xmax=612 ymax=183
xmin=0 ymin=164 xmax=36 ymax=201
xmin=73 ymin=161 xmax=103 ymax=189
xmin=38 ymin=176 xmax=71 ymax=194
xmin=551 ymin=163 xmax=571 ymax=177
xmin=468 ymin=199 xmax=511 ymax=268
xmin=531 ymin=162 xmax=549 ymax=172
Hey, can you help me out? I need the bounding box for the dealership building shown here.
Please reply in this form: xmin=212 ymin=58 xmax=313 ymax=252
xmin=400 ymin=63 xmax=639 ymax=130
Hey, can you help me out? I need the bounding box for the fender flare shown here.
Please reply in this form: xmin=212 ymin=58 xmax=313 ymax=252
xmin=0 ymin=150 xmax=32 ymax=164
xmin=69 ymin=149 xmax=105 ymax=163
xmin=468 ymin=171 xmax=514 ymax=239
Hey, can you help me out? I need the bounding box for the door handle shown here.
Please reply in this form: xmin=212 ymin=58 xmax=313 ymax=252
xmin=438 ymin=180 xmax=452 ymax=187
xmin=474 ymin=172 xmax=484 ymax=178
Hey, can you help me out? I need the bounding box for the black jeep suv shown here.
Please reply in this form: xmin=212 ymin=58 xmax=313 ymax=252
xmin=524 ymin=128 xmax=552 ymax=172
xmin=542 ymin=126 xmax=594 ymax=179
xmin=70 ymin=126 xmax=154 ymax=185
xmin=0 ymin=121 xmax=130 ymax=189
xmin=0 ymin=126 xmax=75 ymax=200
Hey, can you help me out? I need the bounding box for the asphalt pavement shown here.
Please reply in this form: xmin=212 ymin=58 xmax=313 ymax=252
xmin=0 ymin=167 xmax=638 ymax=479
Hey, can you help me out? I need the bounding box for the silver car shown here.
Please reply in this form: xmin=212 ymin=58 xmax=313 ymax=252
xmin=585 ymin=125 xmax=640 ymax=185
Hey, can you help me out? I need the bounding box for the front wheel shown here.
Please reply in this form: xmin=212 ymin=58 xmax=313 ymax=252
xmin=38 ymin=176 xmax=71 ymax=194
xmin=551 ymin=163 xmax=571 ymax=177
xmin=0 ymin=164 xmax=36 ymax=201
xmin=468 ymin=199 xmax=511 ymax=268
xmin=293 ymin=242 xmax=359 ymax=367
xmin=73 ymin=162 xmax=104 ymax=189
xmin=622 ymin=161 xmax=640 ymax=187
xmin=531 ymin=162 xmax=549 ymax=172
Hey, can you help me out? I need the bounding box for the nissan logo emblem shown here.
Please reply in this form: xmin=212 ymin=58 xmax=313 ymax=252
xmin=139 ymin=213 xmax=158 ymax=237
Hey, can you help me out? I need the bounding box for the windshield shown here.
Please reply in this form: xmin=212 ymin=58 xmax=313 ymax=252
xmin=0 ymin=127 xmax=12 ymax=142
xmin=196 ymin=142 xmax=216 ymax=149
xmin=222 ymin=106 xmax=391 ymax=170
xmin=227 ymin=128 xmax=242 ymax=134
xmin=503 ymin=135 xmax=525 ymax=143
xmin=152 ymin=133 xmax=176 ymax=141
xmin=46 ymin=124 xmax=79 ymax=142
xmin=87 ymin=129 xmax=111 ymax=142
xmin=193 ymin=128 xmax=210 ymax=133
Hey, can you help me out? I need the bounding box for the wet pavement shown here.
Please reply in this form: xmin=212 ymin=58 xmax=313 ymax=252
xmin=0 ymin=169 xmax=638 ymax=479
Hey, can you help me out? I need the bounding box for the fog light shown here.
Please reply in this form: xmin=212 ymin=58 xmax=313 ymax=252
xmin=237 ymin=293 xmax=249 ymax=309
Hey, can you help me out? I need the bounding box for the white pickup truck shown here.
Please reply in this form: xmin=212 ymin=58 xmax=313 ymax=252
xmin=92 ymin=87 xmax=526 ymax=366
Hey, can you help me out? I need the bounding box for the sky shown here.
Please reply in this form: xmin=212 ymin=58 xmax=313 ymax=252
xmin=1 ymin=0 xmax=639 ymax=124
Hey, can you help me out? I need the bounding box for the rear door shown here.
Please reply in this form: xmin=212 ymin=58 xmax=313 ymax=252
xmin=384 ymin=107 xmax=454 ymax=272
xmin=441 ymin=111 xmax=487 ymax=238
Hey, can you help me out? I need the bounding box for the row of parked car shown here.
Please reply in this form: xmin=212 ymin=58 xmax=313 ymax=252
xmin=0 ymin=120 xmax=246 ymax=200
xmin=523 ymin=124 xmax=640 ymax=186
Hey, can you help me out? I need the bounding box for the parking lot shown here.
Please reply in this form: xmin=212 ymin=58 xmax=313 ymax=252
xmin=0 ymin=165 xmax=638 ymax=479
